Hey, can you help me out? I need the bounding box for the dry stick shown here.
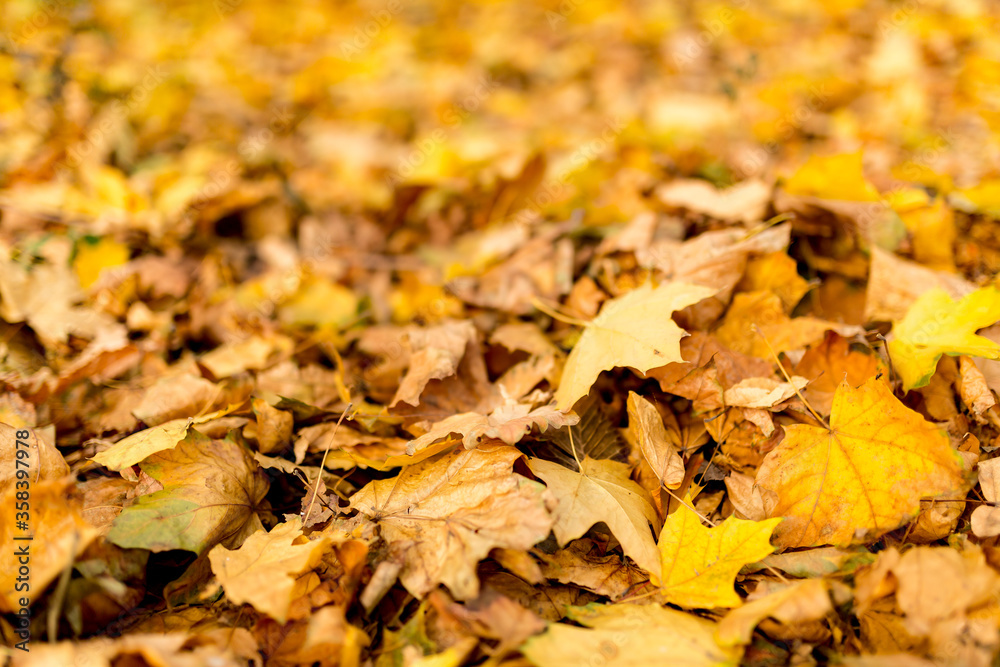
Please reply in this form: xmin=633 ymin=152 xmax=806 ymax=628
xmin=529 ymin=295 xmax=590 ymax=327
xmin=303 ymin=403 xmax=353 ymax=523
xmin=875 ymin=333 xmax=896 ymax=386
xmin=753 ymin=324 xmax=830 ymax=430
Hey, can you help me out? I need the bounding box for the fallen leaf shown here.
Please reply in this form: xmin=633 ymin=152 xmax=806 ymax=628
xmin=106 ymin=429 xmax=269 ymax=554
xmin=0 ymin=423 xmax=69 ymax=496
xmin=92 ymin=406 xmax=236 ymax=472
xmin=756 ymin=376 xmax=970 ymax=548
xmin=520 ymin=602 xmax=742 ymax=667
xmin=888 ymin=285 xmax=1000 ymax=390
xmin=971 ymin=458 xmax=1000 ymax=538
xmin=555 ymin=282 xmax=717 ymax=409
xmin=405 ymin=400 xmax=578 ymax=454
xmin=528 ymin=456 xmax=661 ymax=579
xmin=716 ymin=579 xmax=832 ymax=647
xmin=626 ymin=392 xmax=685 ymax=490
xmin=537 ymin=538 xmax=649 ymax=601
xmin=715 ymin=290 xmax=863 ymax=359
xmin=208 ymin=517 xmax=330 ymax=623
xmin=722 ymin=376 xmax=809 ymax=409
xmin=794 ymin=332 xmax=885 ymax=415
xmin=658 ymin=497 xmax=781 ymax=608
xmin=0 ymin=479 xmax=99 ymax=611
xmin=865 ymin=247 xmax=974 ymax=322
xmin=350 ymin=444 xmax=553 ymax=600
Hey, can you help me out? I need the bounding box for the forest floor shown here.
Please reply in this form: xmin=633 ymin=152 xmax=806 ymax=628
xmin=3 ymin=1 xmax=1000 ymax=666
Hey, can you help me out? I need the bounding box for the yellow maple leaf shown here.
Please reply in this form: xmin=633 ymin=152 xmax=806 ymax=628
xmin=554 ymin=282 xmax=717 ymax=410
xmin=756 ymin=377 xmax=970 ymax=549
xmin=888 ymin=285 xmax=1000 ymax=390
xmin=528 ymin=456 xmax=661 ymax=578
xmin=658 ymin=498 xmax=781 ymax=608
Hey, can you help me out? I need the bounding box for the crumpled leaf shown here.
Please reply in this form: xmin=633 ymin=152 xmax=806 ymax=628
xmin=554 ymin=282 xmax=717 ymax=410
xmin=756 ymin=377 xmax=970 ymax=548
xmin=350 ymin=443 xmax=553 ymax=600
xmin=722 ymin=376 xmax=809 ymax=409
xmin=888 ymin=285 xmax=1000 ymax=390
xmin=527 ymin=456 xmax=661 ymax=579
xmin=0 ymin=424 xmax=68 ymax=496
xmin=716 ymin=579 xmax=832 ymax=647
xmin=405 ymin=400 xmax=579 ymax=455
xmin=106 ymin=429 xmax=270 ymax=554
xmin=208 ymin=517 xmax=330 ymax=624
xmin=520 ymin=603 xmax=742 ymax=667
xmin=391 ymin=320 xmax=479 ymax=407
xmin=626 ymin=392 xmax=685 ymax=490
xmin=658 ymin=497 xmax=781 ymax=608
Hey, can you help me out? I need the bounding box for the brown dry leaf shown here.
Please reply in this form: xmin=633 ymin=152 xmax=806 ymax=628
xmin=131 ymin=371 xmax=247 ymax=426
xmin=250 ymin=397 xmax=294 ymax=454
xmin=626 ymin=392 xmax=685 ymax=490
xmin=865 ymin=247 xmax=974 ymax=322
xmin=0 ymin=423 xmax=68 ymax=496
xmin=794 ymin=332 xmax=885 ymax=415
xmin=655 ymin=178 xmax=771 ymax=224
xmin=405 ymin=399 xmax=579 ymax=455
xmin=350 ymin=443 xmax=553 ymax=600
xmin=971 ymin=458 xmax=1000 ymax=538
xmin=257 ymin=605 xmax=368 ymax=667
xmin=647 ymin=332 xmax=773 ymax=412
xmin=639 ymin=224 xmax=791 ymax=328
xmin=891 ymin=545 xmax=1000 ymax=637
xmin=8 ymin=633 xmax=251 ymax=667
xmin=199 ymin=334 xmax=293 ymax=379
xmin=391 ymin=320 xmax=479 ymax=408
xmin=725 ymin=472 xmax=766 ymax=522
xmin=723 ymin=376 xmax=809 ymax=409
xmin=958 ymin=356 xmax=997 ymax=416
xmin=1 ymin=479 xmax=99 ymax=611
xmin=537 ymin=539 xmax=649 ymax=601
xmin=554 ymin=281 xmax=717 ymax=410
xmin=716 ymin=290 xmax=864 ymax=359
xmin=756 ymin=377 xmax=970 ymax=548
xmin=527 ymin=456 xmax=661 ymax=579
xmin=521 ymin=602 xmax=742 ymax=667
xmin=208 ymin=517 xmax=330 ymax=624
xmin=716 ymin=579 xmax=832 ymax=647
xmin=0 ymin=253 xmax=120 ymax=351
